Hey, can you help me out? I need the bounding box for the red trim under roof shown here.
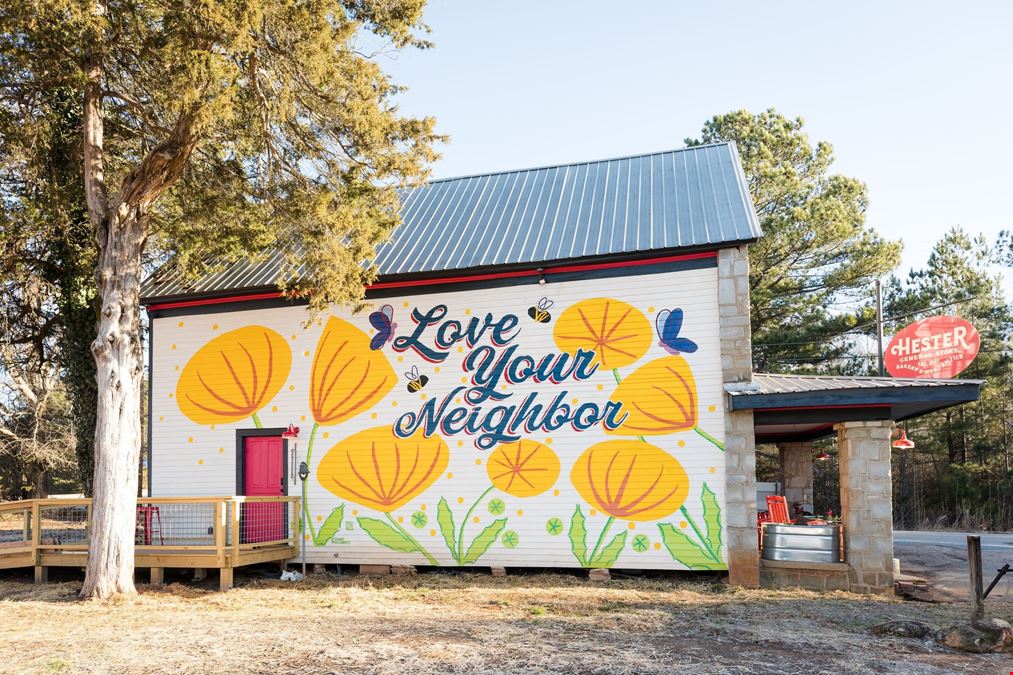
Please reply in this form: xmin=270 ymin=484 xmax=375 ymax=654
xmin=144 ymin=250 xmax=717 ymax=311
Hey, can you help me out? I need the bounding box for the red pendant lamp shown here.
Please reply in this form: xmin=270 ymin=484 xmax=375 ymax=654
xmin=892 ymin=428 xmax=915 ymax=449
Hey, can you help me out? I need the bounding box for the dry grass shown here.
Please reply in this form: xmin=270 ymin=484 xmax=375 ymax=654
xmin=0 ymin=569 xmax=1009 ymax=674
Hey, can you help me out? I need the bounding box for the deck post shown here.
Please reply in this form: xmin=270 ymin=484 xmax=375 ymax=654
xmin=231 ymin=499 xmax=241 ymax=561
xmin=30 ymin=501 xmax=44 ymax=584
xmin=34 ymin=565 xmax=47 ymax=584
xmin=194 ymin=568 xmax=207 ymax=581
xmin=22 ymin=509 xmax=29 ymax=541
xmin=214 ymin=501 xmax=225 ymax=569
xmin=220 ymin=567 xmax=233 ymax=591
xmin=150 ymin=567 xmax=164 ymax=585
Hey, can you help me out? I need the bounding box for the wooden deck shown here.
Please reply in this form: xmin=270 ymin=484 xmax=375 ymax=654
xmin=0 ymin=496 xmax=300 ymax=590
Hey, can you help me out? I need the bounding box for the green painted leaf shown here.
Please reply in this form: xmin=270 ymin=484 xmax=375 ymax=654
xmin=357 ymin=517 xmax=418 ymax=553
xmin=462 ymin=518 xmax=508 ymax=564
xmin=658 ymin=523 xmax=725 ymax=570
xmin=701 ymin=483 xmax=724 ymax=562
xmin=314 ymin=505 xmax=345 ymax=546
xmin=568 ymin=505 xmax=588 ymax=566
xmin=589 ymin=530 xmax=627 ymax=568
xmin=631 ymin=533 xmax=650 ymax=552
xmin=436 ymin=497 xmax=458 ymax=562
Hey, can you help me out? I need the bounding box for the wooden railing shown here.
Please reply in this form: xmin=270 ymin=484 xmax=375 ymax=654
xmin=0 ymin=496 xmax=300 ymax=587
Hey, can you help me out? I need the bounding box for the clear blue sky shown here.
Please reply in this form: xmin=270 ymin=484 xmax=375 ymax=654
xmin=380 ymin=1 xmax=1013 ymax=280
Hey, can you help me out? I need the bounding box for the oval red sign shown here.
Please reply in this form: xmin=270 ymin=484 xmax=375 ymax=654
xmin=885 ymin=315 xmax=980 ymax=379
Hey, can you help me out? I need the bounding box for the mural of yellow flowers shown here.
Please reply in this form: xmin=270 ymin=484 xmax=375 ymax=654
xmin=487 ymin=440 xmax=560 ymax=497
xmin=301 ymin=316 xmax=397 ymax=547
xmin=310 ymin=317 xmax=396 ymax=426
xmin=553 ymin=298 xmax=651 ymax=369
xmin=318 ymin=425 xmax=448 ymax=564
xmin=176 ymin=326 xmax=291 ymax=427
xmin=607 ymin=356 xmax=698 ymax=435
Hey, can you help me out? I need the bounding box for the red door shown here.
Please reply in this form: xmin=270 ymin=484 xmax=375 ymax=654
xmin=243 ymin=436 xmax=285 ymax=543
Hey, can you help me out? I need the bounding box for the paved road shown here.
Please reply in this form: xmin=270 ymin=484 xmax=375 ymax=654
xmin=894 ymin=530 xmax=1013 ymax=602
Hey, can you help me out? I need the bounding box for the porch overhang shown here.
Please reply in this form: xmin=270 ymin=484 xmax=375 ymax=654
xmin=727 ymin=373 xmax=983 ymax=444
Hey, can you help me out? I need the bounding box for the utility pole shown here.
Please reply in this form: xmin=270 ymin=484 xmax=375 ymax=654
xmin=875 ymin=279 xmax=885 ymax=377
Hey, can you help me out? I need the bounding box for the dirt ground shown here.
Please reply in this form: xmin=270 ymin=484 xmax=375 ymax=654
xmin=0 ymin=568 xmax=1010 ymax=674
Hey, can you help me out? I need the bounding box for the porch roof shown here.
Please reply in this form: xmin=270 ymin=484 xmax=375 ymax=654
xmin=727 ymin=373 xmax=983 ymax=444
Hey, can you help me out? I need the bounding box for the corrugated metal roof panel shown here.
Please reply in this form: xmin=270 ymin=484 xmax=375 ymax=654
xmin=142 ymin=142 xmax=761 ymax=301
xmin=728 ymin=373 xmax=984 ymax=397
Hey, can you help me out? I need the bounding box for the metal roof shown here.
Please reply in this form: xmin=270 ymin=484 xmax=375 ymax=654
xmin=729 ymin=373 xmax=982 ymax=398
xmin=141 ymin=142 xmax=761 ymax=301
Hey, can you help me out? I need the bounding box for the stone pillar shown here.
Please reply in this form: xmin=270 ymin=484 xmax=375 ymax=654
xmin=778 ymin=442 xmax=814 ymax=511
xmin=836 ymin=420 xmax=894 ymax=595
xmin=718 ymin=245 xmax=759 ymax=587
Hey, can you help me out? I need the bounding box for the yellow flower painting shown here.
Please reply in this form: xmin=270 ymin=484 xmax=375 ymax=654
xmin=607 ymin=355 xmax=698 ymax=435
xmin=553 ymin=298 xmax=651 ymax=369
xmin=486 ymin=440 xmax=560 ymax=497
xmin=310 ymin=317 xmax=396 ymax=426
xmin=176 ymin=326 xmax=291 ymax=426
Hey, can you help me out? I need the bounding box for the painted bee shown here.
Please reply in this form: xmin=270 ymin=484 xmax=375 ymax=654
xmin=405 ymin=365 xmax=429 ymax=393
xmin=527 ymin=297 xmax=553 ymax=323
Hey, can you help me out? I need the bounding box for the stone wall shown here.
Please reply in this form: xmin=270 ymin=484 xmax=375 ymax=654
xmin=836 ymin=420 xmax=895 ymax=595
xmin=760 ymin=560 xmax=851 ymax=592
xmin=779 ymin=441 xmax=814 ymax=510
xmin=718 ymin=245 xmax=759 ymax=587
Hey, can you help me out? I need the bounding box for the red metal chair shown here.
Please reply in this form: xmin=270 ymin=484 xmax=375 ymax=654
xmin=765 ymin=495 xmax=791 ymax=524
xmin=136 ymin=506 xmax=164 ymax=545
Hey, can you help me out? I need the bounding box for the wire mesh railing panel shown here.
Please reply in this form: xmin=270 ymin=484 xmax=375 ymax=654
xmin=136 ymin=502 xmax=215 ymax=547
xmin=239 ymin=501 xmax=290 ymax=545
xmin=39 ymin=505 xmax=89 ymax=546
xmin=0 ymin=506 xmax=31 ymax=545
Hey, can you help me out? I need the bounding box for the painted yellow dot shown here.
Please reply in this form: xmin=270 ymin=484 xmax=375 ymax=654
xmin=397 ymin=355 xmax=405 ymax=363
xmin=434 ymin=367 xmax=441 ymax=373
xmin=654 ymin=542 xmax=661 ymax=550
xmin=271 ymin=405 xmax=278 ymax=412
xmin=457 ymin=496 xmax=464 ymax=504
xmin=300 ymin=415 xmax=306 ymax=422
xmin=457 ymin=440 xmax=464 ymax=448
xmin=553 ymin=489 xmax=560 ymax=497
xmin=168 ymin=393 xmax=173 ymax=398
xmin=371 ymin=413 xmax=378 ymax=419
xmin=305 ymin=534 xmax=310 ymax=541
xmin=708 ymin=405 xmax=716 ymax=413
xmin=218 ymin=447 xmax=224 ymax=454
xmin=420 ymin=393 xmax=427 ymax=400
xmin=316 ymin=515 xmax=323 ymax=522
xmin=589 ymin=509 xmax=597 ymax=516
xmin=210 ymin=425 xmax=215 ymax=430
xmin=398 ymin=516 xmax=404 ymax=524
xmin=628 ymin=522 xmax=636 ymax=530
xmin=446 ymin=472 xmax=454 ymax=479
xmin=429 ymin=529 xmax=436 ymax=536
xmin=158 ymin=416 xmax=164 ymax=422
xmin=455 ymin=397 xmax=462 ymax=404
xmin=473 ymin=516 xmax=480 ymax=524
xmin=403 ymin=301 xmax=410 ymax=308
xmin=187 ymin=437 xmax=194 ymax=443
xmin=474 ymin=459 xmax=482 ymax=465
xmin=171 ymin=344 xmax=177 ymax=350
xmin=709 ymin=466 xmax=716 ymax=474
xmin=571 ymin=398 xmax=578 ymax=405
xmin=465 ymin=309 xmax=471 ymax=315
xmin=501 ymin=384 xmax=508 ymax=390
xmin=596 ymin=384 xmax=604 ymax=391
xmin=323 ymin=432 xmax=330 ymax=439
xmin=420 ymin=504 xmax=427 ymax=511
xmin=545 ymin=438 xmax=553 ymax=445
xmin=457 ymin=346 xmax=464 ymax=353
xmin=391 ymin=401 xmax=398 ymax=407
xmin=288 ymin=385 xmax=295 ymax=391
xmin=352 ymin=509 xmax=359 ymax=516
xmin=197 ymin=459 xmax=204 ymax=465
xmin=679 ymin=521 xmax=688 ymax=529
xmin=516 ymin=510 xmax=523 ymax=517
xmin=174 ymin=365 xmax=180 ymax=372
xmin=678 ymin=440 xmax=686 ymax=448
xmin=648 ymin=306 xmax=655 ymax=313
xmin=290 ymin=335 xmax=297 ymax=341
xmin=178 ymin=321 xmax=184 ymax=327
xmin=303 ymin=350 xmax=310 ymax=357
xmin=212 ymin=324 xmax=219 ymax=331
xmin=460 ymin=377 xmax=467 ymax=384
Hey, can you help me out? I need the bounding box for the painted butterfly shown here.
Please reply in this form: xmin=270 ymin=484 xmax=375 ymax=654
xmin=656 ymin=308 xmax=698 ymax=354
xmin=368 ymin=304 xmax=397 ymax=350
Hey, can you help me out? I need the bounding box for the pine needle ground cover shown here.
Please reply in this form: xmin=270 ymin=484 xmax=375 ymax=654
xmin=0 ymin=572 xmax=1006 ymax=673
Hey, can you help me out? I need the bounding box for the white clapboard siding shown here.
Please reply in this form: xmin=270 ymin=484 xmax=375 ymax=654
xmin=150 ymin=266 xmax=727 ymax=570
